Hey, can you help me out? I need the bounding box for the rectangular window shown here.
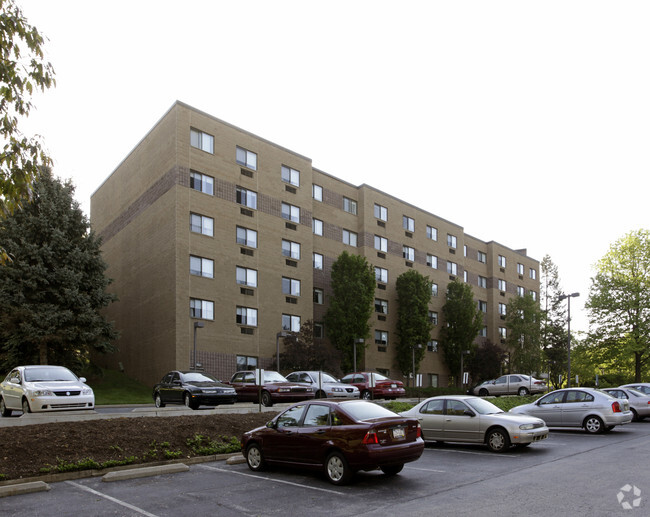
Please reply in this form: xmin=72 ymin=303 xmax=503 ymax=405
xmin=480 ymin=326 xmax=488 ymax=337
xmin=236 ymin=146 xmax=257 ymax=170
xmin=312 ymin=218 xmax=323 ymax=236
xmin=499 ymin=327 xmax=507 ymax=339
xmin=426 ymin=225 xmax=438 ymax=241
xmin=190 ymin=255 xmax=214 ymax=278
xmin=499 ymin=303 xmax=507 ymax=315
xmin=375 ymin=330 xmax=388 ymax=346
xmin=343 ymin=197 xmax=357 ymax=215
xmin=429 ymin=373 xmax=439 ymax=387
xmin=498 ymin=255 xmax=506 ymax=268
xmin=427 ymin=341 xmax=438 ymax=353
xmin=237 ymin=306 xmax=258 ymax=327
xmin=281 ymin=202 xmax=300 ymax=223
xmin=312 ymin=184 xmax=323 ymax=201
xmin=375 ymin=298 xmax=388 ymax=314
xmin=190 ymin=213 xmax=214 ymax=236
xmin=403 ymin=216 xmax=414 ymax=232
xmin=426 ymin=254 xmax=438 ymax=269
xmin=463 ymin=245 xmax=467 ymax=257
xmin=190 ymin=298 xmax=214 ymax=320
xmin=281 ymin=165 xmax=300 ymax=187
xmin=517 ymin=286 xmax=525 ymax=296
xmin=190 ymin=171 xmax=214 ymax=195
xmin=517 ymin=263 xmax=524 ymax=275
xmin=375 ymin=267 xmax=388 ymax=283
xmin=236 ymin=266 xmax=258 ymax=287
xmin=429 ymin=311 xmax=438 ymax=325
xmin=529 ymin=268 xmax=537 ymax=280
xmin=236 ymin=186 xmax=257 ymax=209
xmin=343 ymin=229 xmax=358 ymax=247
xmin=374 ymin=235 xmax=388 ymax=252
xmin=403 ymin=246 xmax=415 ymax=261
xmin=282 ymin=314 xmax=301 ymax=332
xmin=314 ymin=322 xmax=324 ymax=338
xmin=530 ymin=290 xmax=537 ymax=301
xmin=478 ymin=300 xmax=487 ymax=313
xmin=313 ymin=252 xmax=323 ymax=270
xmin=236 ymin=226 xmax=257 ymax=248
xmin=282 ymin=277 xmax=301 ymax=296
xmin=447 ymin=234 xmax=457 ymax=248
xmin=477 ymin=251 xmax=487 ymax=263
xmin=498 ymin=279 xmax=507 ymax=292
xmin=374 ymin=203 xmax=388 ymax=221
xmin=463 ymin=270 xmax=468 ymax=283
xmin=478 ymin=276 xmax=487 ymax=288
xmin=432 ymin=283 xmax=438 ymax=297
xmin=236 ymin=355 xmax=257 ymax=371
xmin=190 ymin=128 xmax=214 ymax=153
xmin=314 ymin=288 xmax=324 ymax=304
xmin=281 ymin=239 xmax=301 ymax=260
xmin=447 ymin=261 xmax=458 ymax=275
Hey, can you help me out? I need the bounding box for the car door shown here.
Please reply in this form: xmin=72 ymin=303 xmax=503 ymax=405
xmin=491 ymin=375 xmax=509 ymax=396
xmin=442 ymin=399 xmax=482 ymax=442
xmin=561 ymin=390 xmax=595 ymax=427
xmin=508 ymin=375 xmax=523 ymax=395
xmin=263 ymin=404 xmax=307 ymax=462
xmin=415 ymin=399 xmax=445 ymax=440
xmin=3 ymin=370 xmax=23 ymax=409
xmin=157 ymin=373 xmax=175 ymax=404
xmin=293 ymin=403 xmax=333 ymax=464
xmin=526 ymin=391 xmax=565 ymax=426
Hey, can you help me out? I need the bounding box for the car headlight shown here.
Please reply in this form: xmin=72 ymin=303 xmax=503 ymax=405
xmin=278 ymin=388 xmax=291 ymax=392
xmin=519 ymin=423 xmax=535 ymax=430
xmin=82 ymin=388 xmax=93 ymax=395
xmin=32 ymin=389 xmax=53 ymax=397
xmin=332 ymin=387 xmax=343 ymax=392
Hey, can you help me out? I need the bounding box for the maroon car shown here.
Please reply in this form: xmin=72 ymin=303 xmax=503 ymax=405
xmin=228 ymin=370 xmax=314 ymax=407
xmin=241 ymin=399 xmax=424 ymax=485
xmin=340 ymin=372 xmax=406 ymax=400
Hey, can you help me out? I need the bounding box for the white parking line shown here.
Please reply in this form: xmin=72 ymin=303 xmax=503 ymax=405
xmin=66 ymin=481 xmax=160 ymax=517
xmin=424 ymin=448 xmax=520 ymax=458
xmin=200 ymin=465 xmax=345 ymax=495
xmin=405 ymin=466 xmax=446 ymax=473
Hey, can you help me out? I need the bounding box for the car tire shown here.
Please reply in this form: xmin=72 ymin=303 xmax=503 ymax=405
xmin=21 ymin=398 xmax=31 ymax=414
xmin=184 ymin=392 xmax=198 ymax=410
xmin=583 ymin=415 xmax=605 ymax=434
xmin=486 ymin=428 xmax=510 ymax=452
xmin=324 ymin=451 xmax=352 ymax=485
xmin=0 ymin=397 xmax=12 ymax=417
xmin=154 ymin=392 xmax=165 ymax=408
xmin=246 ymin=443 xmax=266 ymax=472
xmin=518 ymin=387 xmax=529 ymax=396
xmin=478 ymin=388 xmax=489 ymax=397
xmin=316 ymin=390 xmax=327 ymax=399
xmin=261 ymin=391 xmax=273 ymax=407
xmin=631 ymin=409 xmax=639 ymax=422
xmin=380 ymin=464 xmax=404 ymax=476
xmin=361 ymin=390 xmax=372 ymax=400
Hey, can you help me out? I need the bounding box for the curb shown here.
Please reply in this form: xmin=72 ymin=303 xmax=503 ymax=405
xmin=0 ymin=481 xmax=50 ymax=498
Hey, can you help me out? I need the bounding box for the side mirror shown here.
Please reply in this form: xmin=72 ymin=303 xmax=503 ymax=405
xmin=266 ymin=420 xmax=276 ymax=429
xmin=79 ymin=377 xmax=87 ymax=383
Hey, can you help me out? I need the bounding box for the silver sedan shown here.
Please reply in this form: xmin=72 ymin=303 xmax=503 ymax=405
xmin=285 ymin=371 xmax=360 ymax=399
xmin=400 ymin=395 xmax=548 ymax=452
xmin=602 ymin=387 xmax=650 ymax=421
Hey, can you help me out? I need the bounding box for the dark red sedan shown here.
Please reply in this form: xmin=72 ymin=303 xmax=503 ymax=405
xmin=241 ymin=399 xmax=424 ymax=485
xmin=228 ymin=370 xmax=314 ymax=407
xmin=340 ymin=372 xmax=406 ymax=400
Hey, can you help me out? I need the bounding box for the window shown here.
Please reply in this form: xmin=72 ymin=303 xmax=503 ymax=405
xmin=237 ymin=306 xmax=258 ymax=326
xmin=499 ymin=327 xmax=507 ymax=339
xmin=447 ymin=234 xmax=457 ymax=248
xmin=281 ymin=202 xmax=300 ymax=223
xmin=427 ymin=340 xmax=438 ymax=352
xmin=447 ymin=261 xmax=458 ymax=275
xmin=498 ymin=279 xmax=507 ymax=292
xmin=236 ymin=226 xmax=257 ymax=248
xmin=426 ymin=254 xmax=438 ymax=268
xmin=343 ymin=229 xmax=358 ymax=247
xmin=236 ymin=266 xmax=258 ymax=287
xmin=480 ymin=326 xmax=488 ymax=337
xmin=190 ymin=213 xmax=214 ymax=236
xmin=428 ymin=373 xmax=439 ymax=387
xmin=426 ymin=225 xmax=438 ymax=241
xmin=463 ymin=245 xmax=467 ymax=257
xmin=478 ymin=300 xmax=487 ymax=313
xmin=282 ymin=277 xmax=301 ymax=296
xmin=313 ymin=252 xmax=323 ymax=269
xmin=498 ymin=255 xmax=506 ymax=268
xmin=281 ymin=165 xmax=300 ymax=187
xmin=190 ymin=298 xmax=214 ymax=320
xmin=314 ymin=322 xmax=324 ymax=338
xmin=190 ymin=128 xmax=214 ymax=153
xmin=375 ymin=330 xmax=388 ymax=346
xmin=499 ymin=303 xmax=507 ymax=316
xmin=477 ymin=251 xmax=487 ymax=263
xmin=190 ymin=255 xmax=214 ymax=278
xmin=375 ymin=298 xmax=388 ymax=314
xmin=432 ymin=283 xmax=438 ymax=297
xmin=236 ymin=355 xmax=257 ymax=371
xmin=236 ymin=146 xmax=257 ymax=170
xmin=429 ymin=311 xmax=438 ymax=325
xmin=478 ymin=276 xmax=487 ymax=288
xmin=517 ymin=263 xmax=524 ymax=275
xmin=374 ymin=235 xmax=388 ymax=252
xmin=312 ymin=218 xmax=323 ymax=235
xmin=374 ymin=203 xmax=387 ymax=221
xmin=190 ymin=171 xmax=214 ymax=195
xmin=463 ymin=270 xmax=468 ymax=282
xmin=518 ymin=286 xmax=525 ymax=297
xmin=282 ymin=314 xmax=301 ymax=332
xmin=343 ymin=197 xmax=357 ymax=215
xmin=314 ymin=288 xmax=324 ymax=304
xmin=530 ymin=290 xmax=537 ymax=301
xmin=403 ymin=246 xmax=415 ymax=261
xmin=312 ymin=184 xmax=323 ymax=201
xmin=281 ymin=239 xmax=301 ymax=260
xmin=375 ymin=267 xmax=388 ymax=283
xmin=236 ymin=186 xmax=257 ymax=209
xmin=530 ymin=268 xmax=537 ymax=280
xmin=403 ymin=216 xmax=414 ymax=232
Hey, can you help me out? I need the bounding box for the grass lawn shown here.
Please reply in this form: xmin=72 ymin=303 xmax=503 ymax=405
xmin=87 ymin=368 xmax=152 ymax=405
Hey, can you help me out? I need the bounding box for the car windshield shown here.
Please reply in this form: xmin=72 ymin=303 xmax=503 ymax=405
xmin=182 ymin=372 xmax=218 ymax=383
xmin=24 ymin=367 xmax=77 ymax=382
xmin=465 ymin=397 xmax=503 ymax=415
xmin=371 ymin=373 xmax=389 ymax=381
xmin=264 ymin=371 xmax=289 ymax=383
xmin=307 ymin=372 xmax=338 ymax=383
xmin=342 ymin=401 xmax=398 ymax=421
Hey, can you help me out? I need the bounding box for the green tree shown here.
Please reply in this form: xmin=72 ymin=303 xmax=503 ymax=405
xmin=0 ymin=0 xmax=56 ymax=262
xmin=0 ymin=170 xmax=117 ymax=370
xmin=539 ymin=255 xmax=567 ymax=388
xmin=395 ymin=269 xmax=433 ymax=382
xmin=586 ymin=229 xmax=650 ymax=382
xmin=467 ymin=340 xmax=505 ymax=383
xmin=277 ymin=320 xmax=343 ymax=377
xmin=323 ymin=251 xmax=375 ymax=372
xmin=440 ymin=280 xmax=483 ymax=387
xmin=505 ymin=293 xmax=542 ymax=375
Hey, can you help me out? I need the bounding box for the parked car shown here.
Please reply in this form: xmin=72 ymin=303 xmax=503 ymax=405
xmin=602 ymin=387 xmax=650 ymax=421
xmin=400 ymin=395 xmax=548 ymax=452
xmin=474 ymin=374 xmax=547 ymax=396
xmin=152 ymin=371 xmax=237 ymax=409
xmin=228 ymin=370 xmax=314 ymax=407
xmin=620 ymin=383 xmax=650 ymax=396
xmin=509 ymin=387 xmax=633 ymax=433
xmin=340 ymin=372 xmax=405 ymax=400
xmin=0 ymin=365 xmax=94 ymax=416
xmin=468 ymin=379 xmax=494 ymax=395
xmin=241 ymin=399 xmax=424 ymax=485
xmin=285 ymin=371 xmax=359 ymax=399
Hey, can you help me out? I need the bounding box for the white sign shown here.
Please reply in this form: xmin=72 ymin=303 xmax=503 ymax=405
xmin=369 ymin=373 xmax=376 ymax=388
xmin=416 ymin=374 xmax=423 ymax=387
xmin=254 ymin=369 xmax=264 ymax=385
xmin=463 ymin=372 xmax=469 ymax=385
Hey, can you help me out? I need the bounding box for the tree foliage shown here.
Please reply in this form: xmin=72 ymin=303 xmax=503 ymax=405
xmin=467 ymin=340 xmax=506 ymax=383
xmin=0 ymin=0 xmax=56 ymax=262
xmin=440 ymin=280 xmax=483 ymax=387
xmin=276 ymin=320 xmax=343 ymax=377
xmin=586 ymin=229 xmax=650 ymax=381
xmin=0 ymin=170 xmax=118 ymax=370
xmin=323 ymin=251 xmax=375 ymax=372
xmin=539 ymin=255 xmax=568 ymax=389
xmin=505 ymin=293 xmax=542 ymax=375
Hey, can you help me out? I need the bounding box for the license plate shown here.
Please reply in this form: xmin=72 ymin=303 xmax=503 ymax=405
xmin=392 ymin=427 xmax=405 ymax=440
xmin=390 ymin=383 xmax=397 ymax=388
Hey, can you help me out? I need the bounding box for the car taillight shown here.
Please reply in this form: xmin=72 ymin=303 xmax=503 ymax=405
xmin=417 ymin=423 xmax=422 ymax=439
xmin=612 ymin=401 xmax=621 ymax=413
xmin=362 ymin=431 xmax=379 ymax=445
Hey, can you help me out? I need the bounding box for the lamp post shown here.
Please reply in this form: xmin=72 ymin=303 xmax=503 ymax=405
xmin=192 ymin=321 xmax=204 ymax=370
xmin=411 ymin=344 xmax=422 ymax=388
xmin=276 ymin=331 xmax=289 ymax=373
xmin=559 ymin=292 xmax=580 ymax=387
xmin=459 ymin=350 xmax=470 ymax=388
xmin=353 ymin=339 xmax=365 ymax=372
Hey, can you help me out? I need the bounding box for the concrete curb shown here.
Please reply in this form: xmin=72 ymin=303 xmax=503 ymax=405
xmin=0 ymin=481 xmax=50 ymax=498
xmin=102 ymin=463 xmax=189 ymax=482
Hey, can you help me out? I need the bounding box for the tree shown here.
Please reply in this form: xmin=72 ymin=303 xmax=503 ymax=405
xmin=467 ymin=340 xmax=506 ymax=383
xmin=440 ymin=280 xmax=483 ymax=387
xmin=505 ymin=293 xmax=542 ymax=375
xmin=586 ymin=229 xmax=650 ymax=382
xmin=0 ymin=0 xmax=56 ymax=262
xmin=277 ymin=320 xmax=343 ymax=377
xmin=395 ymin=269 xmax=432 ymax=381
xmin=0 ymin=170 xmax=117 ymax=370
xmin=539 ymin=255 xmax=568 ymax=389
xmin=323 ymin=251 xmax=375 ymax=372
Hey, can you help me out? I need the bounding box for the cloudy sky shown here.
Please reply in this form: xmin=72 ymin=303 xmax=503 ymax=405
xmin=19 ymin=0 xmax=650 ymax=332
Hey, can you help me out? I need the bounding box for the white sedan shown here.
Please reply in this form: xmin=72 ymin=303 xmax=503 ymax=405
xmin=0 ymin=365 xmax=95 ymax=416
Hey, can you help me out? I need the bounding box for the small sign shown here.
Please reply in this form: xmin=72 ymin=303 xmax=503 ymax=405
xmin=369 ymin=373 xmax=376 ymax=388
xmin=254 ymin=369 xmax=265 ymax=386
xmin=416 ymin=374 xmax=423 ymax=387
xmin=463 ymin=372 xmax=469 ymax=385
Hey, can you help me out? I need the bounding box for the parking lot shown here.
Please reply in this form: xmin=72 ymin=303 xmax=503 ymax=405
xmin=2 ymin=420 xmax=649 ymax=516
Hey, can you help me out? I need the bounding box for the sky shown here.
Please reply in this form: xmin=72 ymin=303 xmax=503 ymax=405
xmin=18 ymin=0 xmax=650 ymax=333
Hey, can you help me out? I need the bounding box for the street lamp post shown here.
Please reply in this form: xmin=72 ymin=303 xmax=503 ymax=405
xmin=192 ymin=321 xmax=204 ymax=370
xmin=353 ymin=339 xmax=365 ymax=372
xmin=276 ymin=331 xmax=289 ymax=373
xmin=559 ymin=292 xmax=580 ymax=387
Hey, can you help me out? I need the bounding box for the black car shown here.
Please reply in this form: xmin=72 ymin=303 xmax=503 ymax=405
xmin=153 ymin=371 xmax=237 ymax=410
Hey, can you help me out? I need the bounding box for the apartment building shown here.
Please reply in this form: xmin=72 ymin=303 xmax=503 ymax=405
xmin=90 ymin=101 xmax=540 ymax=387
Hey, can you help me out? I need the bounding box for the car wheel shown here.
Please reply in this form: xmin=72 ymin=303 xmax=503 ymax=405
xmin=0 ymin=397 xmax=12 ymax=417
xmin=361 ymin=390 xmax=371 ymax=400
xmin=518 ymin=387 xmax=529 ymax=396
xmin=325 ymin=451 xmax=352 ymax=485
xmin=154 ymin=392 xmax=165 ymax=408
xmin=21 ymin=398 xmax=31 ymax=414
xmin=631 ymin=409 xmax=639 ymax=422
xmin=486 ymin=428 xmax=510 ymax=452
xmin=316 ymin=390 xmax=327 ymax=399
xmin=246 ymin=443 xmax=266 ymax=472
xmin=184 ymin=392 xmax=198 ymax=410
xmin=478 ymin=388 xmax=489 ymax=397
xmin=584 ymin=415 xmax=605 ymax=434
xmin=261 ymin=391 xmax=273 ymax=407
xmin=380 ymin=464 xmax=404 ymax=476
